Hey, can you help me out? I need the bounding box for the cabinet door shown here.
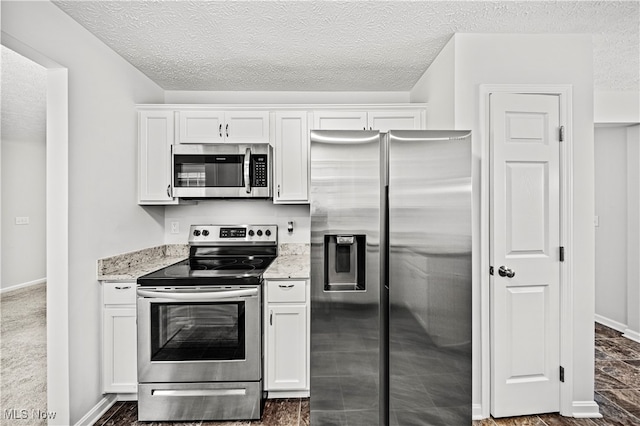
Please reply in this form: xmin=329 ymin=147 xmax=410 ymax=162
xmin=103 ymin=307 xmax=137 ymax=393
xmin=138 ymin=110 xmax=178 ymax=204
xmin=178 ymin=110 xmax=225 ymax=143
xmin=368 ymin=110 xmax=423 ymax=132
xmin=266 ymin=305 xmax=307 ymax=390
xmin=313 ymin=111 xmax=367 ymax=130
xmin=224 ymin=111 xmax=270 ymax=144
xmin=274 ymin=112 xmax=309 ymax=203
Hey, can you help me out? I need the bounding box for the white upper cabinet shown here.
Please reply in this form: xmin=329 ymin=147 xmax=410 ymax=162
xmin=312 ymin=110 xmax=368 ymax=130
xmin=367 ymin=110 xmax=422 ymax=131
xmin=274 ymin=111 xmax=309 ymax=204
xmin=138 ymin=110 xmax=179 ymax=205
xmin=177 ymin=110 xmax=269 ymax=144
xmin=313 ymin=109 xmax=424 ymax=131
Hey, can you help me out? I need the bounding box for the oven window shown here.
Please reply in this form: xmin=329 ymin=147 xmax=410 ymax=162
xmin=150 ymin=302 xmax=246 ymax=361
xmin=174 ymin=155 xmax=244 ymax=188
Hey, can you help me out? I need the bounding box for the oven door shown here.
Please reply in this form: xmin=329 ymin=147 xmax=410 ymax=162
xmin=137 ymin=286 xmax=261 ymax=383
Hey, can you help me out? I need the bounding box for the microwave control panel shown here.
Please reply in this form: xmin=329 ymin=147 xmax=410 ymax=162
xmin=251 ymin=155 xmax=268 ymax=187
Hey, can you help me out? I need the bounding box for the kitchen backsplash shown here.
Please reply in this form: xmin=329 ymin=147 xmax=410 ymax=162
xmin=163 ymin=200 xmax=311 ymax=245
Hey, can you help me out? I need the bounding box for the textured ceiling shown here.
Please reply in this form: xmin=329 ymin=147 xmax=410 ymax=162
xmin=1 ymin=46 xmax=47 ymax=143
xmin=52 ymin=1 xmax=639 ymax=92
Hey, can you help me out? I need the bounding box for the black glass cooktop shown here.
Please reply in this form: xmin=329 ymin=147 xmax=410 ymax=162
xmin=137 ymin=255 xmax=276 ymax=287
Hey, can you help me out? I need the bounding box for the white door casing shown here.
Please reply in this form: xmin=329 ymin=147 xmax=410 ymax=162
xmin=490 ymin=93 xmax=562 ymax=417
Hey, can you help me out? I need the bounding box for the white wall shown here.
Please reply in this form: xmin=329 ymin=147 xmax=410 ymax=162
xmin=1 ymin=1 xmax=165 ymax=423
xmin=626 ymin=125 xmax=640 ymax=342
xmin=594 ymin=127 xmax=629 ymax=327
xmin=594 ymin=91 xmax=640 ymax=124
xmin=164 ymin=90 xmax=410 ymax=104
xmin=1 ymin=46 xmax=47 ymax=289
xmin=411 ymin=33 xmax=596 ymax=417
xmin=165 ymin=201 xmax=310 ymax=245
xmin=409 ymin=36 xmax=456 ymax=129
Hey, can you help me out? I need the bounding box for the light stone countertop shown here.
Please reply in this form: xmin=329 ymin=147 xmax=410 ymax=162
xmin=97 ymin=242 xmax=310 ymax=282
xmin=97 ymin=244 xmax=188 ymax=281
xmin=263 ymin=254 xmax=310 ymax=280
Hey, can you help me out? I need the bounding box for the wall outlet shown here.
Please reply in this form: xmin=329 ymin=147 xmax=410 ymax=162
xmin=15 ymin=216 xmax=29 ymax=225
xmin=170 ymin=221 xmax=180 ymax=234
xmin=594 ymin=215 xmax=600 ymax=227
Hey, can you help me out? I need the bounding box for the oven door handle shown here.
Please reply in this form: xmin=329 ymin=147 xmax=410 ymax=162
xmin=137 ymin=288 xmax=258 ymax=301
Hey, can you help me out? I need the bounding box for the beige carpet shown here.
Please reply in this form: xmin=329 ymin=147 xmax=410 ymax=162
xmin=0 ymin=283 xmax=47 ymax=426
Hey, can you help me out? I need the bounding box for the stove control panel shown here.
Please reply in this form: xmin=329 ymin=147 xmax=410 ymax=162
xmin=189 ymin=224 xmax=277 ymax=244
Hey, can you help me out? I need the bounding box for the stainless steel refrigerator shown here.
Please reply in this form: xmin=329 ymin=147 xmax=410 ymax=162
xmin=310 ymin=130 xmax=472 ymax=426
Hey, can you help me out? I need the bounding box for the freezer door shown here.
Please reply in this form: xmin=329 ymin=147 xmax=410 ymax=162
xmin=387 ymin=130 xmax=473 ymax=425
xmin=309 ymin=130 xmax=382 ymax=425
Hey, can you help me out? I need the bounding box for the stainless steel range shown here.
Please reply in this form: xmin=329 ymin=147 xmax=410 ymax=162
xmin=136 ymin=224 xmax=277 ymax=422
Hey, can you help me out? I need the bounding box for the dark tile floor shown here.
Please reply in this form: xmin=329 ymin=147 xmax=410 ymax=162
xmin=97 ymin=323 xmax=639 ymax=426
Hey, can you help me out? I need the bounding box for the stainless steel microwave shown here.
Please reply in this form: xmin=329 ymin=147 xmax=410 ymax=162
xmin=172 ymin=144 xmax=272 ymax=198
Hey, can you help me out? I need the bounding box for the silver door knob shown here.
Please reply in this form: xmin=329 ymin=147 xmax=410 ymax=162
xmin=498 ymin=266 xmax=515 ymax=278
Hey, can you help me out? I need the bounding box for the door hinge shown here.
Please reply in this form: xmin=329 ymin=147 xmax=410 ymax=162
xmin=489 ymin=266 xmax=494 ymax=276
xmin=559 ymin=126 xmax=565 ymax=142
xmin=560 ymin=246 xmax=565 ymax=262
xmin=559 ymin=366 xmax=565 ymax=382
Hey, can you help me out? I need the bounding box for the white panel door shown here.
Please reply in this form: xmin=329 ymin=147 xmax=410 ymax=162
xmin=274 ymin=111 xmax=309 ymax=203
xmin=312 ymin=110 xmax=367 ymax=130
xmin=225 ymin=111 xmax=270 ymax=144
xmin=103 ymin=307 xmax=137 ymax=393
xmin=368 ymin=110 xmax=422 ymax=131
xmin=266 ymin=305 xmax=307 ymax=390
xmin=178 ymin=110 xmax=224 ymax=143
xmin=138 ymin=110 xmax=177 ymax=204
xmin=490 ymin=93 xmax=561 ymax=417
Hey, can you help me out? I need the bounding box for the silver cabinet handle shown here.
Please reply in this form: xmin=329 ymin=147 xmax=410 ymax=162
xmin=219 ymin=124 xmax=222 ymax=138
xmin=166 ymin=185 xmax=171 ymax=198
xmin=270 ymin=310 xmax=273 ymax=326
xmin=277 ymin=184 xmax=281 ymax=197
xmin=225 ymin=123 xmax=229 ymax=138
xmin=278 ymin=284 xmax=295 ymax=288
xmin=498 ymin=266 xmax=516 ymax=278
xmin=115 ymin=286 xmax=131 ymax=290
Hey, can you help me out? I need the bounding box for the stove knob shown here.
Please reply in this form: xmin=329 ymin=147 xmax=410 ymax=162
xmin=202 ymin=229 xmax=210 ymax=236
xmin=193 ymin=230 xmax=201 ymax=237
xmin=257 ymin=230 xmax=263 ymax=236
xmin=248 ymin=230 xmax=255 ymax=237
xmin=265 ymin=229 xmax=271 ymax=236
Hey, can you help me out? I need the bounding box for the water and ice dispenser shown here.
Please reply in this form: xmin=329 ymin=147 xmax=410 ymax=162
xmin=323 ymin=234 xmax=366 ymax=291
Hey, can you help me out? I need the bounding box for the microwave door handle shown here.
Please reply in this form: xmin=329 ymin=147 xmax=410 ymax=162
xmin=244 ymin=147 xmax=251 ymax=194
xmin=137 ymin=288 xmax=258 ymax=302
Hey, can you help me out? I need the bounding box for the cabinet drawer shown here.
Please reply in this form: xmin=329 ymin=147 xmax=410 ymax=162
xmin=267 ymin=280 xmax=306 ymax=303
xmin=103 ymin=282 xmax=136 ymax=305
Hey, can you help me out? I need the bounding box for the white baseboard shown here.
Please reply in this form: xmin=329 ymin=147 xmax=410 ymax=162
xmin=266 ymin=390 xmax=310 ymax=399
xmin=0 ymin=277 xmax=46 ymax=294
xmin=572 ymin=400 xmax=603 ymax=418
xmin=623 ymin=328 xmax=640 ymax=343
xmin=472 ymin=403 xmax=486 ymax=420
xmin=595 ymin=314 xmax=627 ymax=333
xmin=74 ymin=394 xmax=117 ymax=426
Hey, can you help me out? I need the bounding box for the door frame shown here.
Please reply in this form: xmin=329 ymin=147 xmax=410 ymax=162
xmin=479 ymin=84 xmax=573 ymax=418
xmin=2 ymin=32 xmax=71 ymax=424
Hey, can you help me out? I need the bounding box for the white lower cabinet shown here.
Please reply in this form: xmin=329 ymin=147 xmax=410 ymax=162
xmin=264 ymin=280 xmax=309 ymax=395
xmin=102 ymin=282 xmax=137 ymax=394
